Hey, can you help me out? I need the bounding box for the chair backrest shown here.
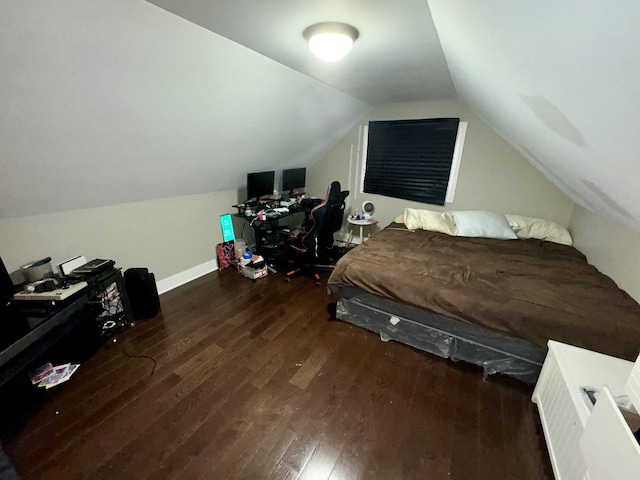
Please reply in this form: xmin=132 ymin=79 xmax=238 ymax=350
xmin=300 ymin=181 xmax=340 ymax=253
xmin=318 ymin=183 xmax=349 ymax=250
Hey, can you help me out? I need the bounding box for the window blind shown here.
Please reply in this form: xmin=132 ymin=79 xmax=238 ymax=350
xmin=363 ymin=118 xmax=460 ymax=205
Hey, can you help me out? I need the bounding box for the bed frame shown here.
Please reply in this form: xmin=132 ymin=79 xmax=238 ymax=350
xmin=333 ymin=286 xmax=546 ymax=384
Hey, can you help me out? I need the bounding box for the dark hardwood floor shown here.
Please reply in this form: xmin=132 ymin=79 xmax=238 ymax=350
xmin=1 ymin=269 xmax=553 ymax=479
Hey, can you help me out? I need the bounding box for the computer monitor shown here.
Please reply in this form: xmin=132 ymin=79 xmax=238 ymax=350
xmin=247 ymin=171 xmax=275 ymax=201
xmin=282 ymin=167 xmax=306 ymax=194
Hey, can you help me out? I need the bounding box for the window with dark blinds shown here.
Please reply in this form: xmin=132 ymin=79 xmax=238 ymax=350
xmin=363 ymin=118 xmax=460 ymax=205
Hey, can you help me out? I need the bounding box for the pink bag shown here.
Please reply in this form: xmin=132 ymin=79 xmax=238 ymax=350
xmin=216 ymin=241 xmax=235 ymax=269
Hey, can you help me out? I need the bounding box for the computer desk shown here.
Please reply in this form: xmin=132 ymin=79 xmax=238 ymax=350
xmin=233 ymin=203 xmax=311 ymax=255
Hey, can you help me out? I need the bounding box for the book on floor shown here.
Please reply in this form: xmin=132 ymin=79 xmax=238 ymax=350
xmin=29 ymin=362 xmax=80 ymax=389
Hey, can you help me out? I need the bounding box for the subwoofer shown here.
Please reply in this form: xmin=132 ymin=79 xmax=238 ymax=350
xmin=124 ymin=268 xmax=161 ymax=320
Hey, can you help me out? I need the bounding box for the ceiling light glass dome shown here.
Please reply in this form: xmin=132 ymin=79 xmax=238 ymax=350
xmin=303 ymin=22 xmax=359 ymax=62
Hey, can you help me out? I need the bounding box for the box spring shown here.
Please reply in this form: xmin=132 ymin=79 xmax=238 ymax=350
xmin=334 ymin=287 xmax=546 ymax=384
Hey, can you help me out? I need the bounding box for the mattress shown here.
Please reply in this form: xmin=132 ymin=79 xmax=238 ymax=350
xmin=328 ymin=223 xmax=640 ymax=361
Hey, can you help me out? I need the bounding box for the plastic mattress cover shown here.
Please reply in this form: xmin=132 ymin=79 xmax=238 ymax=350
xmin=334 ymin=289 xmax=546 ymax=384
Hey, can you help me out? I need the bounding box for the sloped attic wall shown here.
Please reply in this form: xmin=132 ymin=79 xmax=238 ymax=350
xmin=0 ymin=0 xmax=369 ymax=218
xmin=0 ymin=0 xmax=369 ymax=281
xmin=428 ymin=0 xmax=640 ymax=232
xmin=570 ymin=206 xmax=640 ymax=302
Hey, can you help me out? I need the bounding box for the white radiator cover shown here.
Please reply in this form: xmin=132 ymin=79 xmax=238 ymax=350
xmin=625 ymin=355 xmax=640 ymax=409
xmin=580 ymin=386 xmax=640 ymax=480
xmin=532 ymin=341 xmax=638 ymax=480
xmin=533 ymin=348 xmax=587 ymax=480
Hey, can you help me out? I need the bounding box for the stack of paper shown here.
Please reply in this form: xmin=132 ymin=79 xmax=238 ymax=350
xmin=29 ymin=363 xmax=80 ymax=389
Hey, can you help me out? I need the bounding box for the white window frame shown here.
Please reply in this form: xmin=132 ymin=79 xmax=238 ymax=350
xmin=359 ymin=121 xmax=467 ymax=204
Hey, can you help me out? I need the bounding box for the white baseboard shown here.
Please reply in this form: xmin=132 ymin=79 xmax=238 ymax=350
xmin=156 ymin=259 xmax=218 ymax=295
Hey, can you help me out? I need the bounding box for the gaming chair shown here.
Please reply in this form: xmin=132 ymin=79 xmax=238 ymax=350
xmin=285 ymin=181 xmax=347 ymax=286
xmin=317 ymin=188 xmax=349 ymax=262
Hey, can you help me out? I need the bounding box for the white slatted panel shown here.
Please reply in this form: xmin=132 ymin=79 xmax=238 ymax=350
xmin=533 ymin=349 xmax=587 ymax=480
xmin=580 ymin=386 xmax=640 ymax=480
xmin=624 ymin=355 xmax=640 ymax=410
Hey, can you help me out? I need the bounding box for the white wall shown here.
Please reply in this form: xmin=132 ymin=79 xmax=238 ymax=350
xmin=0 ymin=190 xmax=237 ymax=283
xmin=570 ymin=205 xmax=640 ymax=303
xmin=0 ymin=0 xmax=369 ymax=218
xmin=308 ymin=99 xmax=575 ymax=229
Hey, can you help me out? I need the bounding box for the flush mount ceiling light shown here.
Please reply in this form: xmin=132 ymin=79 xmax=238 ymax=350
xmin=303 ymin=22 xmax=359 ymax=62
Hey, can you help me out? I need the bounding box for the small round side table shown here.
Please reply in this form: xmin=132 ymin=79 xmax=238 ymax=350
xmin=346 ymin=217 xmax=379 ymax=245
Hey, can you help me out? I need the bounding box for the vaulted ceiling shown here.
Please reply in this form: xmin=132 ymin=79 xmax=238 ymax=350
xmin=2 ymin=0 xmax=640 ymax=232
xmin=145 ymin=0 xmax=455 ymax=105
xmin=428 ymin=0 xmax=640 ymax=231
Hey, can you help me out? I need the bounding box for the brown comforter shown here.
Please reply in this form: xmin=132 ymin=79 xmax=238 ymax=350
xmin=328 ymin=223 xmax=640 ymax=360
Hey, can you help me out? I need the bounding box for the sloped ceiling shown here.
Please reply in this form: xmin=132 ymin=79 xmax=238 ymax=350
xmin=0 ymin=0 xmax=369 ymax=218
xmin=142 ymin=0 xmax=640 ymax=231
xmin=5 ymin=0 xmax=638 ymax=231
xmin=145 ymin=0 xmax=456 ymax=105
xmin=428 ymin=0 xmax=640 ymax=231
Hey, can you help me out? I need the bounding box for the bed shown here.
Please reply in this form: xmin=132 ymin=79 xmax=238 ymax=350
xmin=328 ymin=222 xmax=640 ymax=383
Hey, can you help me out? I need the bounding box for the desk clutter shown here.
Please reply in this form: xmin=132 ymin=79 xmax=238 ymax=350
xmin=220 ymin=180 xmax=352 ymax=286
xmin=216 ymin=238 xmax=267 ymax=279
xmin=218 ymin=206 xmax=302 ymax=281
xmin=11 ymin=257 xmax=112 ymax=302
xmin=13 ymin=281 xmax=88 ymax=302
xmin=240 ymin=252 xmax=268 ymax=280
xmin=225 ymin=195 xmax=316 ymax=279
xmin=11 ymin=256 xmax=120 ymax=306
xmin=1 ymin=254 xmax=163 ymax=431
xmin=1 ymin=256 xmax=134 ymax=337
xmin=2 ymin=254 xmax=160 ymax=357
xmin=232 ymin=196 xmax=315 ymax=219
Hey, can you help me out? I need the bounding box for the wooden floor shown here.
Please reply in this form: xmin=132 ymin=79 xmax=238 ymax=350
xmin=2 ymin=269 xmax=553 ymax=480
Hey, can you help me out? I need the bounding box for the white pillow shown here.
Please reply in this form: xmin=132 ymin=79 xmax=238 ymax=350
xmin=505 ymin=214 xmax=573 ymax=246
xmin=403 ymin=208 xmax=457 ymax=235
xmin=394 ymin=213 xmax=405 ymax=223
xmin=450 ymin=211 xmax=517 ymax=240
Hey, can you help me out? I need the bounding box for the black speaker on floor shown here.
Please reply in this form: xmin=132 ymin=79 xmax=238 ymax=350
xmin=124 ymin=268 xmax=160 ymax=320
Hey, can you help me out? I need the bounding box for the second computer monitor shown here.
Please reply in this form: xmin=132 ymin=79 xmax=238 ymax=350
xmin=247 ymin=171 xmax=275 ymax=201
xmin=282 ymin=167 xmax=306 ymax=194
